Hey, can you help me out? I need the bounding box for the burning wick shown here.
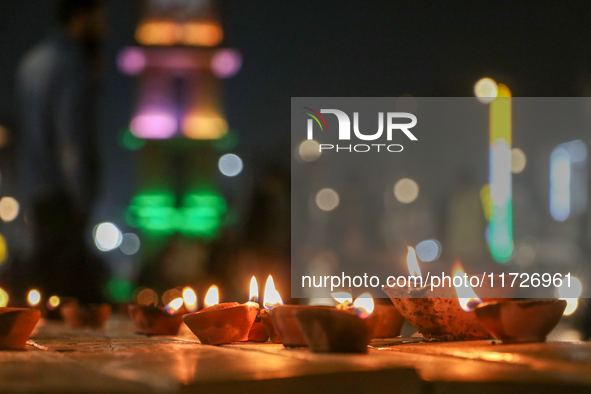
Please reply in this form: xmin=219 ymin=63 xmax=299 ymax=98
xmin=47 ymin=295 xmax=60 ymax=310
xmin=452 ymin=262 xmax=482 ymax=312
xmin=27 ymin=290 xmax=41 ymax=308
xmin=248 ymin=276 xmax=259 ymax=307
xmin=332 ymin=292 xmax=375 ymax=319
xmin=182 ymin=287 xmax=198 ymax=312
xmin=164 ymin=297 xmax=184 ymax=315
xmin=204 ymin=285 xmax=219 ymax=308
xmin=263 ymin=275 xmax=283 ymax=309
xmin=407 ymin=246 xmax=422 ymax=278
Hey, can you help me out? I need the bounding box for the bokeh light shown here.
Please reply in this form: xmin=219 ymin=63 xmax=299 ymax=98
xmin=558 ymin=276 xmax=582 ymax=316
xmin=162 ymin=288 xmax=182 ymax=306
xmin=131 ymin=112 xmax=177 ymax=139
xmin=119 ymin=233 xmax=141 ymax=255
xmin=315 ymin=188 xmax=339 ymax=211
xmin=47 ymin=295 xmax=60 ymax=310
xmin=218 ymin=154 xmax=243 ymax=177
xmin=415 ymin=239 xmax=442 ymax=262
xmin=181 ymin=21 xmax=223 ymax=46
xmin=394 ymin=178 xmax=419 ymax=203
xmin=0 ymin=287 xmax=8 ymax=307
xmin=211 ymin=49 xmax=242 ymax=78
xmin=297 ymin=140 xmax=322 ymax=162
xmin=0 ymin=233 xmax=7 ymax=265
xmin=511 ymin=148 xmax=527 ymax=173
xmin=117 ymin=47 xmax=146 ymax=76
xmin=136 ymin=288 xmax=158 ymax=306
xmin=474 ymin=77 xmax=498 ymax=103
xmin=27 ymin=289 xmax=41 ymax=307
xmin=182 ymin=114 xmax=228 ymax=139
xmin=135 ymin=19 xmax=181 ymax=46
xmin=0 ymin=197 xmax=19 ymax=222
xmin=93 ymin=222 xmax=123 ymax=252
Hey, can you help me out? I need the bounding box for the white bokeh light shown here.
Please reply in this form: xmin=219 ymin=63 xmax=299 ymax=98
xmin=394 ymin=178 xmax=419 ymax=204
xmin=415 ymin=239 xmax=442 ymax=262
xmin=94 ymin=222 xmax=123 ymax=252
xmin=218 ymin=154 xmax=243 ymax=176
xmin=316 ymin=188 xmax=339 ymax=211
xmin=120 ymin=233 xmax=141 ymax=255
xmin=474 ymin=78 xmax=498 ymax=104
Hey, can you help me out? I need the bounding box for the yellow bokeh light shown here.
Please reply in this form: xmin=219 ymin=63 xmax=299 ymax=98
xmin=135 ymin=19 xmax=181 ymax=46
xmin=181 ymin=21 xmax=224 ymax=47
xmin=474 ymin=78 xmax=498 ymax=103
xmin=298 ymin=140 xmax=322 ymax=162
xmin=394 ymin=178 xmax=419 ymax=203
xmin=511 ymin=148 xmax=527 ymax=173
xmin=315 ymin=188 xmax=339 ymax=211
xmin=0 ymin=287 xmax=8 ymax=307
xmin=182 ymin=114 xmax=228 ymax=140
xmin=137 ymin=288 xmax=159 ymax=306
xmin=0 ymin=233 xmax=7 ymax=265
xmin=0 ymin=197 xmax=19 ymax=222
xmin=47 ymin=295 xmax=60 ymax=310
xmin=27 ymin=289 xmax=41 ymax=307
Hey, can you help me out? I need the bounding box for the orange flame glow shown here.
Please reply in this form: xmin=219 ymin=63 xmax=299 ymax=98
xmin=331 ymin=291 xmax=353 ymax=305
xmin=352 ymin=293 xmax=375 ymax=319
xmin=452 ymin=262 xmax=482 ymax=312
xmin=406 ymin=246 xmax=422 ymax=277
xmin=263 ymin=275 xmax=283 ymax=309
xmin=165 ymin=297 xmax=184 ymax=315
xmin=27 ymin=289 xmax=41 ymax=307
xmin=204 ymin=285 xmax=219 ymax=308
xmin=182 ymin=287 xmax=198 ymax=312
xmin=249 ymin=276 xmax=259 ymax=302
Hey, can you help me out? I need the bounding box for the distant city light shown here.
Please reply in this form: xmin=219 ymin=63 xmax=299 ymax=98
xmin=488 ymin=84 xmax=513 ymax=263
xmin=394 ymin=178 xmax=419 ymax=204
xmin=415 ymin=239 xmax=442 ymax=262
xmin=218 ymin=154 xmax=243 ymax=176
xmin=0 ymin=197 xmax=19 ymax=222
xmin=298 ymin=140 xmax=322 ymax=162
xmin=511 ymin=148 xmax=527 ymax=173
xmin=117 ymin=47 xmax=146 ymax=76
xmin=94 ymin=223 xmax=123 ymax=252
xmin=550 ymin=140 xmax=587 ymax=222
xmin=119 ymin=233 xmax=141 ymax=255
xmin=130 ymin=112 xmax=177 ymax=139
xmin=316 ymin=188 xmax=340 ymax=211
xmin=211 ymin=49 xmax=242 ymax=78
xmin=474 ymin=78 xmax=498 ymax=103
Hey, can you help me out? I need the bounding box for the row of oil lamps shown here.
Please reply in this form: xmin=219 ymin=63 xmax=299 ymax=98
xmin=0 ymin=248 xmax=569 ymax=352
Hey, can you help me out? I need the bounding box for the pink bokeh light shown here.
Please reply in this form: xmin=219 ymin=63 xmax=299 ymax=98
xmin=117 ymin=47 xmax=147 ymax=76
xmin=130 ymin=112 xmax=177 ymax=139
xmin=211 ymin=49 xmax=242 ymax=78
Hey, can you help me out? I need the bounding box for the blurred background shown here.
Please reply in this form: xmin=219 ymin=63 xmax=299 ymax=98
xmin=0 ymin=1 xmax=590 ymax=337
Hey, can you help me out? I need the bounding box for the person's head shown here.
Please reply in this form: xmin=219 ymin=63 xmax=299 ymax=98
xmin=56 ymin=0 xmax=107 ymax=43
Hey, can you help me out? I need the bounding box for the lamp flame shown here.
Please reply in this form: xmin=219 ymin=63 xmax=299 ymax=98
xmin=47 ymin=295 xmax=60 ymax=310
xmin=0 ymin=287 xmax=8 ymax=307
xmin=27 ymin=289 xmax=41 ymax=307
xmin=352 ymin=293 xmax=375 ymax=319
xmin=452 ymin=262 xmax=482 ymax=312
xmin=182 ymin=287 xmax=198 ymax=312
xmin=249 ymin=276 xmax=258 ymax=303
xmin=165 ymin=297 xmax=184 ymax=315
xmin=407 ymin=246 xmax=422 ymax=277
xmin=204 ymin=285 xmax=219 ymax=308
xmin=263 ymin=275 xmax=283 ymax=309
xmin=331 ymin=292 xmax=353 ymax=305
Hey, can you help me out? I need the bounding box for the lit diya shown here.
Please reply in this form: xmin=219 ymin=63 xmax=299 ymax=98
xmin=296 ymin=293 xmax=375 ymax=353
xmin=259 ymin=275 xmax=283 ymax=343
xmin=60 ymin=301 xmax=112 ymax=329
xmin=473 ymin=299 xmax=567 ymax=343
xmin=182 ymin=284 xmax=258 ymax=345
xmin=383 ymin=248 xmax=506 ymax=341
xmin=128 ymin=297 xmax=186 ymax=336
xmin=247 ymin=277 xmax=269 ymax=342
xmin=0 ymin=307 xmax=41 ymax=350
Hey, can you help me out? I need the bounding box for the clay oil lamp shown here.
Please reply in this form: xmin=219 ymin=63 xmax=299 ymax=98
xmin=128 ymin=296 xmax=186 ymax=336
xmin=473 ymin=299 xmax=567 ymax=343
xmin=0 ymin=307 xmax=41 ymax=350
xmin=296 ymin=293 xmax=375 ymax=353
xmin=383 ymin=248 xmax=504 ymax=341
xmin=247 ymin=277 xmax=269 ymax=342
xmin=60 ymin=300 xmax=112 ymax=329
xmin=182 ymin=284 xmax=258 ymax=345
xmin=260 ymin=275 xmax=284 ymax=343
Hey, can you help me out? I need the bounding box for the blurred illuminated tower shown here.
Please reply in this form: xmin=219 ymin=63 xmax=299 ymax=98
xmin=118 ymin=0 xmax=242 ymax=289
